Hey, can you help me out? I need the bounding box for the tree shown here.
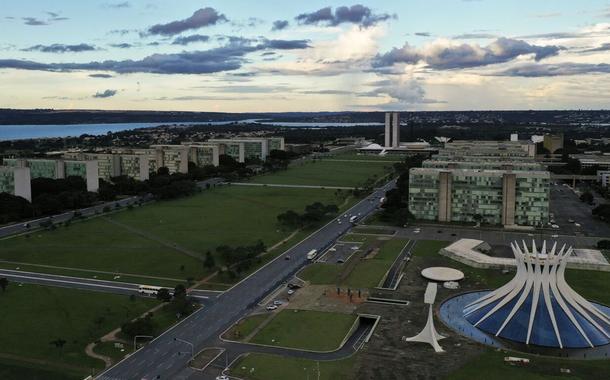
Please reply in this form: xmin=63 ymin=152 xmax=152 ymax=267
xmin=49 ymin=338 xmax=67 ymax=355
xmin=580 ymin=191 xmax=594 ymax=204
xmin=173 ymin=284 xmax=187 ymax=299
xmin=203 ymin=251 xmax=216 ymax=270
xmin=156 ymin=288 xmax=172 ymax=302
xmin=596 ymin=240 xmax=610 ymax=250
xmin=0 ymin=277 xmax=8 ymax=292
xmin=473 ymin=213 xmax=483 ymax=226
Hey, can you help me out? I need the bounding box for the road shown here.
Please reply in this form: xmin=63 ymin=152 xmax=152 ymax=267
xmin=549 ymin=182 xmax=610 ymax=237
xmin=96 ymin=179 xmax=395 ymax=380
xmin=0 ymin=269 xmax=219 ymax=301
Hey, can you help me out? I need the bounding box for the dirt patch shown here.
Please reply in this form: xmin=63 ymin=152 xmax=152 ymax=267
xmin=286 ymin=284 xmax=363 ymax=314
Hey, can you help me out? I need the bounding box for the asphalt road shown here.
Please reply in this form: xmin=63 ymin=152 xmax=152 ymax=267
xmin=96 ymin=180 xmax=396 ymax=380
xmin=0 ymin=269 xmax=219 ymax=301
xmin=549 ymin=182 xmax=610 ymax=237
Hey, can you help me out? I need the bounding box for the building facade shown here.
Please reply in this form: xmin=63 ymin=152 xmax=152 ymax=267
xmin=543 ymin=133 xmax=564 ymax=153
xmin=3 ymin=158 xmax=98 ymax=192
xmin=0 ymin=166 xmax=31 ymax=201
xmin=207 ymin=137 xmax=285 ymax=163
xmin=409 ymin=140 xmax=550 ymax=227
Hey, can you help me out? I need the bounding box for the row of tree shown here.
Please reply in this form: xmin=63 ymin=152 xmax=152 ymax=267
xmin=277 ymin=202 xmax=339 ymax=229
xmin=378 ymin=155 xmax=426 ymax=226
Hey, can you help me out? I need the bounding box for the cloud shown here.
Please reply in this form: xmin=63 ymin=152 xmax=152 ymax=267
xmin=104 ymin=2 xmax=130 ymax=9
xmin=581 ymin=43 xmax=610 ymax=53
xmin=89 ymin=73 xmax=113 ymax=78
xmin=22 ymin=17 xmax=48 ymax=26
xmin=171 ymin=34 xmax=210 ymax=46
xmin=414 ymin=32 xmax=431 ymax=37
xmin=295 ymin=5 xmax=395 ymax=28
xmin=93 ymin=89 xmax=117 ymax=98
xmin=272 ymin=20 xmax=289 ymax=31
xmin=493 ymin=62 xmax=610 ymax=77
xmin=299 ymin=89 xmax=352 ymax=95
xmin=22 ymin=43 xmax=96 ymax=53
xmin=0 ymin=38 xmax=310 ymax=75
xmin=109 ymin=43 xmax=134 ymax=49
xmin=373 ymin=37 xmax=563 ymax=70
xmin=147 ymin=7 xmax=227 ymax=36
xmin=453 ymin=32 xmax=497 ymax=39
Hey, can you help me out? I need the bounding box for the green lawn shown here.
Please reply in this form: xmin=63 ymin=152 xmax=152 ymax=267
xmin=0 ymin=186 xmax=350 ymax=283
xmin=250 ymin=310 xmax=357 ymax=351
xmin=0 ymin=357 xmax=83 ymax=380
xmin=447 ymin=349 xmax=610 ymax=380
xmin=250 ymin=159 xmax=392 ymax=187
xmin=328 ymin=152 xmax=404 ymax=162
xmin=0 ymin=284 xmax=159 ymax=373
xmin=231 ymin=353 xmax=356 ymax=380
xmin=223 ymin=313 xmax=270 ymax=341
xmin=299 ymin=237 xmax=409 ymax=289
xmin=344 ymin=238 xmax=409 ymax=288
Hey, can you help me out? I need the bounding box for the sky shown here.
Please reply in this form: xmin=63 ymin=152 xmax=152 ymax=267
xmin=2 ymin=1 xmax=610 ymax=112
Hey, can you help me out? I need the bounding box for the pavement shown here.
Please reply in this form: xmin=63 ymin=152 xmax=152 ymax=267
xmin=549 ymin=182 xmax=610 ymax=237
xmin=0 ymin=269 xmax=219 ymax=302
xmin=95 ymin=179 xmax=396 ymax=380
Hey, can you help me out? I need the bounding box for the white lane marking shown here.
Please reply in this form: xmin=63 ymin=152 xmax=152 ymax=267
xmin=3 ymin=273 xmax=138 ymax=292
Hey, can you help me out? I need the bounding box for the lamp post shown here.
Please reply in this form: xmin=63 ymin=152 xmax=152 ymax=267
xmin=133 ymin=335 xmax=153 ymax=352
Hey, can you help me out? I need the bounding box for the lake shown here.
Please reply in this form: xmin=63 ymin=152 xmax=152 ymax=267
xmin=0 ymin=120 xmax=384 ymax=141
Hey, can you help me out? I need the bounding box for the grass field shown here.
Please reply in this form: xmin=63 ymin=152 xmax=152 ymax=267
xmin=298 ymin=236 xmax=408 ymax=288
xmin=0 ymin=357 xmax=83 ymax=380
xmin=231 ymin=353 xmax=356 ymax=380
xmin=250 ymin=309 xmax=356 ymax=351
xmin=250 ymin=159 xmax=392 ymax=187
xmin=0 ymin=284 xmax=158 ymax=374
xmin=447 ymin=349 xmax=610 ymax=380
xmin=223 ymin=313 xmax=270 ymax=341
xmin=327 ymin=152 xmax=404 ymax=162
xmin=0 ymin=186 xmax=351 ymax=283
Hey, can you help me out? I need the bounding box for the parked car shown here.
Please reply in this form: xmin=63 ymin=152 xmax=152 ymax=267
xmin=287 ymin=289 xmax=295 ymax=295
xmin=266 ymin=305 xmax=278 ymax=311
xmin=273 ymin=300 xmax=283 ymax=306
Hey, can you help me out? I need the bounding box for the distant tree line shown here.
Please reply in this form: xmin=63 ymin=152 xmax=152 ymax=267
xmin=378 ymin=155 xmax=426 ymax=226
xmin=277 ymin=202 xmax=339 ymax=230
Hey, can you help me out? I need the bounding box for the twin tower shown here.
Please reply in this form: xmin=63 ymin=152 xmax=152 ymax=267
xmin=384 ymin=112 xmax=401 ymax=148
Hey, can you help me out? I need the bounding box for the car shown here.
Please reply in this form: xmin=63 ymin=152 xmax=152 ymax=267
xmin=437 ymin=230 xmax=443 ymax=233
xmin=287 ymin=289 xmax=295 ymax=295
xmin=284 ymin=256 xmax=290 ymax=260
xmin=337 ymin=219 xmax=341 ymax=222
xmin=413 ymin=230 xmax=420 ymax=234
xmin=273 ymin=300 xmax=283 ymax=306
xmin=287 ymin=283 xmax=301 ymax=289
xmin=266 ymin=305 xmax=278 ymax=311
xmin=451 ymin=233 xmax=457 ymax=236
xmin=552 ymin=234 xmax=559 ymax=238
xmin=216 ymin=375 xmax=230 ymax=380
xmin=568 ymin=219 xmax=574 ymax=223
xmin=574 ymin=223 xmax=581 ymax=227
xmin=551 ymin=224 xmax=559 ymax=229
xmin=337 ymin=258 xmax=345 ymax=264
xmin=338 ymin=221 xmax=342 ymax=225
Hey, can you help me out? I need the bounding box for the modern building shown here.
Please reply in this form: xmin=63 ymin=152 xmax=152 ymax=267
xmin=543 ymin=133 xmax=564 ymax=153
xmin=3 ymin=158 xmax=98 ymax=192
xmin=598 ymin=170 xmax=610 ymax=188
xmin=64 ymin=152 xmax=150 ymax=181
xmin=207 ymin=137 xmax=285 ymax=163
xmin=572 ymin=154 xmax=610 ymax=170
xmin=409 ymin=140 xmax=550 ymax=227
xmin=0 ymin=166 xmax=31 ymax=201
xmin=463 ymin=240 xmax=610 ymax=349
xmin=384 ymin=112 xmax=400 ymax=148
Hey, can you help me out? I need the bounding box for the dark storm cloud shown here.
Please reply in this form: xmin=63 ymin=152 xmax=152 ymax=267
xmin=109 ymin=43 xmax=134 ymax=49
xmin=295 ymin=5 xmax=395 ymax=28
xmin=93 ymin=89 xmax=117 ymax=98
xmin=0 ymin=38 xmax=310 ymax=75
xmin=493 ymin=63 xmax=610 ymax=77
xmin=373 ymin=37 xmax=562 ymax=70
xmin=89 ymin=73 xmax=114 ymax=78
xmin=147 ymin=7 xmax=227 ymax=36
xmin=414 ymin=32 xmax=431 ymax=37
xmin=22 ymin=17 xmax=48 ymax=26
xmin=22 ymin=43 xmax=97 ymax=53
xmin=171 ymin=34 xmax=210 ymax=46
xmin=272 ymin=20 xmax=289 ymax=31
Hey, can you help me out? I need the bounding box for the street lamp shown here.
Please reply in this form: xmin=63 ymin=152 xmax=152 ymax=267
xmin=133 ymin=335 xmax=153 ymax=352
xmin=174 ymin=337 xmax=194 ymax=362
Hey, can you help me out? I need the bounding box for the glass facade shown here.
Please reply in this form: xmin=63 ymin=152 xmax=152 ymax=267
xmin=64 ymin=161 xmax=88 ymax=179
xmin=0 ymin=168 xmax=15 ymax=194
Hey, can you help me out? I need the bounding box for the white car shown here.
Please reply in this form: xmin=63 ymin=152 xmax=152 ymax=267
xmin=574 ymin=223 xmax=581 ymax=227
xmin=266 ymin=305 xmax=278 ymax=311
xmin=551 ymin=224 xmax=559 ymax=229
xmin=413 ymin=230 xmax=420 ymax=234
xmin=552 ymin=234 xmax=559 ymax=238
xmin=273 ymin=300 xmax=283 ymax=306
xmin=287 ymin=289 xmax=295 ymax=295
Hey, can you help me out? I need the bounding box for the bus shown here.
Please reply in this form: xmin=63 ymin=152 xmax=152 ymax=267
xmin=306 ymin=249 xmax=318 ymax=260
xmin=138 ymin=285 xmax=165 ymax=296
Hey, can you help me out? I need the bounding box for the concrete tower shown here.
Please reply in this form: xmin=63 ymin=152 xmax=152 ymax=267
xmin=392 ymin=112 xmax=400 ymax=148
xmin=384 ymin=112 xmax=392 ymax=148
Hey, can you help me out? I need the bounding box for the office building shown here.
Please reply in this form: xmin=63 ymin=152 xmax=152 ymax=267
xmin=207 ymin=137 xmax=285 ymax=163
xmin=572 ymin=154 xmax=610 ymax=170
xmin=384 ymin=112 xmax=400 ymax=148
xmin=64 ymin=152 xmax=150 ymax=181
xmin=0 ymin=166 xmax=31 ymax=201
xmin=3 ymin=158 xmax=98 ymax=192
xmin=598 ymin=170 xmax=610 ymax=188
xmin=543 ymin=133 xmax=564 ymax=153
xmin=409 ymin=140 xmax=550 ymax=227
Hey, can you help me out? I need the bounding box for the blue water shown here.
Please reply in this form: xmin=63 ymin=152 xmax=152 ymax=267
xmin=0 ymin=120 xmax=384 ymax=141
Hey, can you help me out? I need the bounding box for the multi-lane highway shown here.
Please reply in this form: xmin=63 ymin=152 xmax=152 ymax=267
xmin=96 ymin=179 xmax=395 ymax=380
xmin=0 ymin=269 xmax=219 ymax=301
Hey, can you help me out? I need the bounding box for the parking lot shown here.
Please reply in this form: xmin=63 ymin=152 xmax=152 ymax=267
xmin=549 ymin=182 xmax=610 ymax=237
xmin=317 ymin=241 xmax=362 ymax=264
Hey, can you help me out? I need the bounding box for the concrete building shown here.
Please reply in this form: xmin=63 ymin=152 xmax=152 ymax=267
xmin=0 ymin=166 xmax=31 ymax=201
xmin=63 ymin=152 xmax=150 ymax=181
xmin=543 ymin=133 xmax=564 ymax=153
xmin=572 ymin=154 xmax=610 ymax=170
xmin=3 ymin=158 xmax=98 ymax=192
xmin=598 ymin=170 xmax=610 ymax=188
xmin=409 ymin=140 xmax=550 ymax=227
xmin=207 ymin=137 xmax=284 ymax=163
xmin=384 ymin=112 xmax=400 ymax=148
